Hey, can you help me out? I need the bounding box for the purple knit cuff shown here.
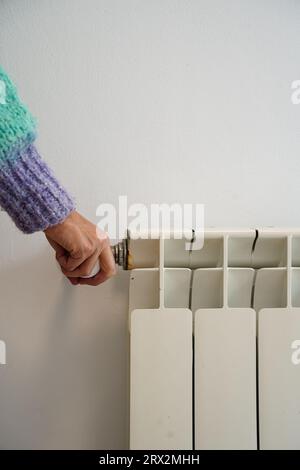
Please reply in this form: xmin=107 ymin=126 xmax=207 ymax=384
xmin=0 ymin=144 xmax=75 ymax=233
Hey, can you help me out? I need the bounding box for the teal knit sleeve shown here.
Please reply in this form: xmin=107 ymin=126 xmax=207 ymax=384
xmin=0 ymin=66 xmax=37 ymax=166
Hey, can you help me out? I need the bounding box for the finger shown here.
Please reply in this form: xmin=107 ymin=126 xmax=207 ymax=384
xmin=56 ymin=245 xmax=89 ymax=272
xmin=62 ymin=249 xmax=100 ymax=278
xmin=46 ymin=236 xmax=73 ymax=274
xmin=68 ymin=277 xmax=80 ymax=285
xmin=62 ymin=253 xmax=85 ymax=272
xmin=78 ymin=270 xmax=111 ymax=286
xmin=99 ymin=244 xmax=117 ymax=276
xmin=79 ymin=246 xmax=116 ymax=286
xmin=46 ymin=236 xmax=67 ymax=260
xmin=46 ymin=236 xmax=80 ymax=271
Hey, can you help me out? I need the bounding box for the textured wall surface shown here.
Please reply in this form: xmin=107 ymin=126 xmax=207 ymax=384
xmin=0 ymin=0 xmax=299 ymax=449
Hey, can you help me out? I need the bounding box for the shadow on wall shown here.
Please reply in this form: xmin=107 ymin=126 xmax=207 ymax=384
xmin=0 ymin=247 xmax=130 ymax=449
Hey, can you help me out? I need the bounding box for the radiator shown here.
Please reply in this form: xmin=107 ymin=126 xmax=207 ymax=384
xmin=128 ymin=228 xmax=300 ymax=450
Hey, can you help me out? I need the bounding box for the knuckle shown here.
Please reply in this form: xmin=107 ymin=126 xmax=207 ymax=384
xmin=73 ymin=246 xmax=84 ymax=259
xmin=83 ymin=241 xmax=96 ymax=257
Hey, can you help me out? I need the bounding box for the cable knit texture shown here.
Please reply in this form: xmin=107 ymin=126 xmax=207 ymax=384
xmin=0 ymin=144 xmax=75 ymax=233
xmin=0 ymin=66 xmax=75 ymax=232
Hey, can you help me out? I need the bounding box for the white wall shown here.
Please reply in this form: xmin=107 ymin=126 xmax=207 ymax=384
xmin=0 ymin=0 xmax=299 ymax=449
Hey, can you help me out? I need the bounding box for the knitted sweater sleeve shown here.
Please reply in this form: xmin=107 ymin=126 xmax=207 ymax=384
xmin=0 ymin=67 xmax=75 ymax=233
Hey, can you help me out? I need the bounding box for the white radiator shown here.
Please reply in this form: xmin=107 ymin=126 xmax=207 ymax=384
xmin=128 ymin=228 xmax=300 ymax=450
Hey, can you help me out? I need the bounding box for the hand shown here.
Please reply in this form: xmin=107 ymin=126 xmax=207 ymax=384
xmin=44 ymin=211 xmax=116 ymax=286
